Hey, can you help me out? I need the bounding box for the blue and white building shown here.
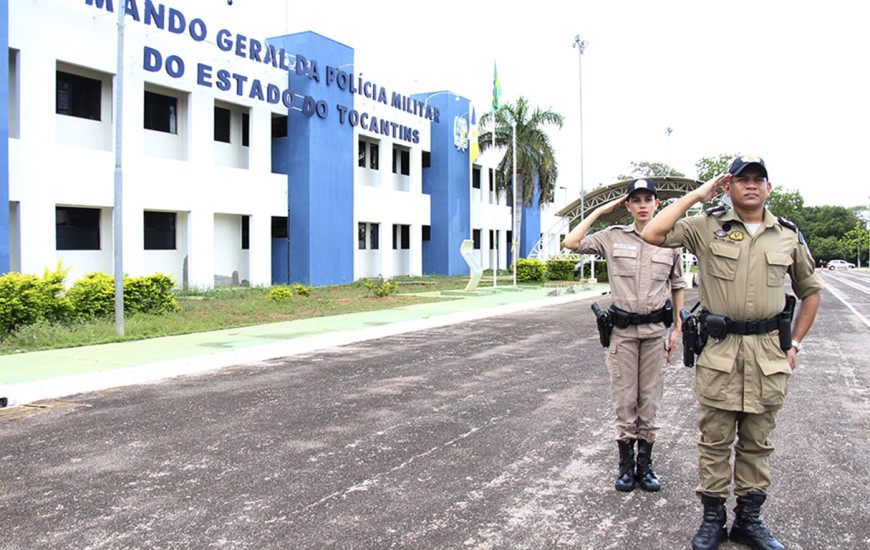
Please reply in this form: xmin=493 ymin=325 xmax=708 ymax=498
xmin=2 ymin=0 xmax=568 ymax=288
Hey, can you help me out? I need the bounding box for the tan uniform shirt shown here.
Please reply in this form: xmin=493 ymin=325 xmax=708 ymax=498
xmin=662 ymin=207 xmax=824 ymax=412
xmin=579 ymin=222 xmax=687 ymax=339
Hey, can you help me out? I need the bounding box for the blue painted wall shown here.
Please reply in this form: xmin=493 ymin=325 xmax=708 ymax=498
xmin=416 ymin=92 xmax=471 ymax=276
xmin=521 ymin=182 xmax=541 ymax=258
xmin=0 ymin=0 xmax=10 ymax=274
xmin=269 ymin=32 xmax=354 ymax=286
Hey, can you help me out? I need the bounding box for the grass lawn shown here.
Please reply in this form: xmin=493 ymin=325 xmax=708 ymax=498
xmin=0 ymin=275 xmax=501 ymax=355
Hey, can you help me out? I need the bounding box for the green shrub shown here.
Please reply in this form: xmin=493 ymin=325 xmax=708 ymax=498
xmin=68 ymin=272 xmax=115 ymax=318
xmin=292 ymin=283 xmax=313 ymax=297
xmin=515 ymin=258 xmax=546 ymax=282
xmin=362 ymin=276 xmax=398 ymax=297
xmin=545 ymin=260 xmax=576 ymax=281
xmin=575 ymin=259 xmax=609 ymax=282
xmin=125 ymin=273 xmax=180 ymax=314
xmin=269 ymin=285 xmax=295 ymax=301
xmin=0 ymin=263 xmax=73 ymax=333
xmin=68 ymin=272 xmax=180 ymax=318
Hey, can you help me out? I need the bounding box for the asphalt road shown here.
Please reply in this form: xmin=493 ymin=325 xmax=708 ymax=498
xmin=2 ymin=278 xmax=869 ymax=549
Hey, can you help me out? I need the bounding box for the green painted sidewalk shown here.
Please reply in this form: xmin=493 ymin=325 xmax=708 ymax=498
xmin=0 ymin=283 xmax=608 ymax=405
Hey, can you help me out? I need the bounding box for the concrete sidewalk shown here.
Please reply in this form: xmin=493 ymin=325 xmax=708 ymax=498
xmin=0 ymin=283 xmax=608 ymax=408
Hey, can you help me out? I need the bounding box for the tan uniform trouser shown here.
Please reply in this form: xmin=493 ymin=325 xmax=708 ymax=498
xmin=696 ymin=404 xmax=779 ymax=498
xmin=606 ymin=330 xmax=667 ymax=443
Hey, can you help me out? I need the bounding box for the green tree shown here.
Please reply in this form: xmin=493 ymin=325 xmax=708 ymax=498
xmin=695 ymin=154 xmax=734 ymax=182
xmin=840 ymin=222 xmax=870 ymax=266
xmin=766 ymin=187 xmax=805 ymax=226
xmin=479 ymin=97 xmax=564 ymax=255
xmin=617 ymin=161 xmax=684 ymax=180
xmin=811 ymin=236 xmax=845 ymax=265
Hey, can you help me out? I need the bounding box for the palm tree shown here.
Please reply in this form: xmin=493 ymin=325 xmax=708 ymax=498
xmin=478 ymin=97 xmax=563 ymax=260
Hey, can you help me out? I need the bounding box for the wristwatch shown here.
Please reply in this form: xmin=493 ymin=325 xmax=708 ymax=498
xmin=791 ymin=339 xmax=802 ymax=352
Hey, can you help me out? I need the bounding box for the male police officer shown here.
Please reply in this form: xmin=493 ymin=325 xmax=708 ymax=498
xmin=563 ymin=179 xmax=685 ymax=493
xmin=642 ymin=157 xmax=822 ymax=550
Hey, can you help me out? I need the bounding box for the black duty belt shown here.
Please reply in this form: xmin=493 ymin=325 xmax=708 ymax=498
xmin=608 ymin=299 xmax=673 ymax=329
xmin=700 ymin=311 xmax=782 ymax=340
xmin=724 ymin=317 xmax=780 ymax=335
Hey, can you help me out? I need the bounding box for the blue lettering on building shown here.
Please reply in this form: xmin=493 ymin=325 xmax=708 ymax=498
xmin=87 ymin=0 xmax=433 ymax=143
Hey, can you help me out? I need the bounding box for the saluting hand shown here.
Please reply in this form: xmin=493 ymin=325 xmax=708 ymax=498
xmin=694 ymin=174 xmax=730 ymax=203
xmin=599 ymin=194 xmax=629 ymax=214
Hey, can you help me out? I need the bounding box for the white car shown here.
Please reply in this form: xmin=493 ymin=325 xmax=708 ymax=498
xmin=827 ymin=259 xmax=855 ymax=270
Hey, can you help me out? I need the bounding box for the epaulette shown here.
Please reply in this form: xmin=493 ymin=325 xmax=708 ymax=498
xmin=778 ymin=216 xmax=805 ymax=244
xmin=777 ymin=216 xmax=797 ymax=232
xmin=704 ymin=205 xmax=726 ymax=216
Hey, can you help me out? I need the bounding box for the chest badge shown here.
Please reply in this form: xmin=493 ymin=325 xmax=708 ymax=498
xmin=714 ymin=229 xmax=728 ymax=238
xmin=729 ymin=231 xmax=744 ymax=241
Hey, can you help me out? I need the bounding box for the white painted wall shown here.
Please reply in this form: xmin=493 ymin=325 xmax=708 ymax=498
xmin=8 ymin=0 xmax=288 ymax=288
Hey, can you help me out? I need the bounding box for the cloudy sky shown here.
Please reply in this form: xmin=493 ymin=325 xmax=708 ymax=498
xmin=231 ymin=0 xmax=869 ymax=210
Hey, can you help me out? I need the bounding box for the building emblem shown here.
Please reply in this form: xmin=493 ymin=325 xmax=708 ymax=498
xmin=454 ymin=116 xmax=469 ymax=151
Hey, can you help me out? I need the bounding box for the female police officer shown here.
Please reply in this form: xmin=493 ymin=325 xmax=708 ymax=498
xmin=563 ymin=179 xmax=686 ymax=493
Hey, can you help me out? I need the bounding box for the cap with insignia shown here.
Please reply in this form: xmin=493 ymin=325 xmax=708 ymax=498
xmin=627 ymin=179 xmax=658 ymax=197
xmin=728 ymin=155 xmax=768 ymax=178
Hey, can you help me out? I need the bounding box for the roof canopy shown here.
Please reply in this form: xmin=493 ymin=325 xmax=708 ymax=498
xmin=556 ymin=176 xmax=705 ymax=225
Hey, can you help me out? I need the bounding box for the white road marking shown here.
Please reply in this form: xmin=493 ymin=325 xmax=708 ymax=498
xmin=820 ymin=274 xmax=870 ymax=329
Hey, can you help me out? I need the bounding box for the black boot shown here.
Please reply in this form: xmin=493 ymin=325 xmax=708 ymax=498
xmin=692 ymin=492 xmax=728 ymax=550
xmin=729 ymin=492 xmax=784 ymax=550
xmin=615 ymin=440 xmax=635 ymax=492
xmin=635 ymin=439 xmax=661 ymax=492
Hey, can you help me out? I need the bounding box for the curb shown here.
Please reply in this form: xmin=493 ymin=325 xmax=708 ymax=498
xmin=1 ymin=291 xmax=592 ymax=408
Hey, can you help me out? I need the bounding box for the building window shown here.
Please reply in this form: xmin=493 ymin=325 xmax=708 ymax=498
xmin=358 ymin=140 xmax=380 ymax=170
xmin=473 ymin=229 xmax=481 ymax=250
xmin=214 ymin=106 xmax=231 ymax=143
xmin=242 ymin=112 xmax=250 ymax=147
xmin=489 ymin=230 xmax=495 ymax=250
xmin=144 ymin=211 xmax=176 ymax=250
xmin=422 ymin=225 xmax=431 ymax=242
xmin=392 ymin=224 xmax=410 ymax=250
xmin=369 ymin=223 xmax=379 ymax=249
xmin=392 ymin=147 xmax=410 ymax=175
xmin=272 ymin=114 xmax=287 ymax=138
xmin=489 ymin=169 xmax=495 ymax=190
xmin=144 ymin=91 xmax=177 ymax=134
xmin=56 ymin=71 xmax=101 ymax=121
xmin=472 ymin=167 xmax=481 ymax=189
xmin=271 ymin=216 xmax=288 ymax=238
xmin=56 ymin=207 xmax=100 ymax=250
xmin=359 ymin=223 xmax=380 ymax=249
xmin=241 ymin=215 xmax=250 ymax=250
xmin=422 ymin=151 xmax=431 ymax=169
xmin=369 ymin=143 xmax=379 ymax=170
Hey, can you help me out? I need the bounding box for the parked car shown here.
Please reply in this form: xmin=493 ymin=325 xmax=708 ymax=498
xmin=826 ymin=259 xmax=855 ymax=270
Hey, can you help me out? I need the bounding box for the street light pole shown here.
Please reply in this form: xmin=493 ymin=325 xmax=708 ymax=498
xmin=573 ymin=35 xmax=588 ymax=222
xmin=113 ymin=3 xmax=125 ymax=336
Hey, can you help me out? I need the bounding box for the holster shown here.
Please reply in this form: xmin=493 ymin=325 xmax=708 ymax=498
xmin=680 ymin=308 xmax=706 ymax=368
xmin=778 ymin=294 xmax=796 ymax=351
xmin=591 ymin=303 xmax=614 ymax=348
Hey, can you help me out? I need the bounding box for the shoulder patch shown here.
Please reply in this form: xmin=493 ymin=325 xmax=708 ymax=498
xmin=704 ymin=205 xmax=726 ymax=216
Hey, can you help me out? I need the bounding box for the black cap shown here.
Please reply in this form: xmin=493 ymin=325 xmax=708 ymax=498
xmin=627 ymin=179 xmax=657 ymax=197
xmin=728 ymin=156 xmax=768 ymax=178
